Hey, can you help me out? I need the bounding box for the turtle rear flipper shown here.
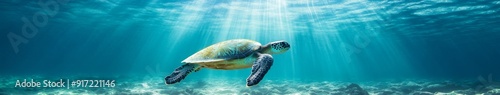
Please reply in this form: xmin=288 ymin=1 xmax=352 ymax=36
xmin=246 ymin=54 xmax=274 ymax=87
xmin=165 ymin=64 xmax=198 ymax=85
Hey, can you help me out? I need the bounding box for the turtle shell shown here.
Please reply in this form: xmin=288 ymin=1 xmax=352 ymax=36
xmin=181 ymin=39 xmax=262 ymax=63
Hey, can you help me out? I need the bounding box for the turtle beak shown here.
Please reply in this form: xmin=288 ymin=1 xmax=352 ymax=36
xmin=281 ymin=41 xmax=290 ymax=49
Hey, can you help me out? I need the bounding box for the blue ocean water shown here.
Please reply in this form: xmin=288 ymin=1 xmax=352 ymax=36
xmin=1 ymin=0 xmax=500 ymax=94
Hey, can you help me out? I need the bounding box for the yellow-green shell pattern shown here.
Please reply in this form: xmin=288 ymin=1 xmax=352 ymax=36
xmin=181 ymin=39 xmax=262 ymax=64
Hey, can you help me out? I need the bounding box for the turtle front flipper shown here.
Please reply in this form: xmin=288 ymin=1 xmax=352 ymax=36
xmin=165 ymin=64 xmax=198 ymax=85
xmin=246 ymin=54 xmax=274 ymax=87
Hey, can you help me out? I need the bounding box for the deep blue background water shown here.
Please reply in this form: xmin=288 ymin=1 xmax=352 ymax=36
xmin=1 ymin=0 xmax=500 ymax=83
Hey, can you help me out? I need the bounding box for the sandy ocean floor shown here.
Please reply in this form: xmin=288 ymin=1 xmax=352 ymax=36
xmin=1 ymin=75 xmax=500 ymax=95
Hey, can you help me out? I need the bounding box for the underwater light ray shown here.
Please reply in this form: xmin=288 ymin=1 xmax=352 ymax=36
xmin=279 ymin=0 xmax=299 ymax=80
xmin=305 ymin=0 xmax=316 ymax=23
xmin=360 ymin=1 xmax=420 ymax=78
xmin=165 ymin=0 xmax=206 ymax=54
xmin=309 ymin=2 xmax=386 ymax=79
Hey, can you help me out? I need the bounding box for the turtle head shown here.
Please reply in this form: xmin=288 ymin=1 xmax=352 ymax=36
xmin=261 ymin=40 xmax=290 ymax=54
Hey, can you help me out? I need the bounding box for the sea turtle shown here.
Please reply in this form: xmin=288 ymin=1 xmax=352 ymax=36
xmin=164 ymin=39 xmax=290 ymax=86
